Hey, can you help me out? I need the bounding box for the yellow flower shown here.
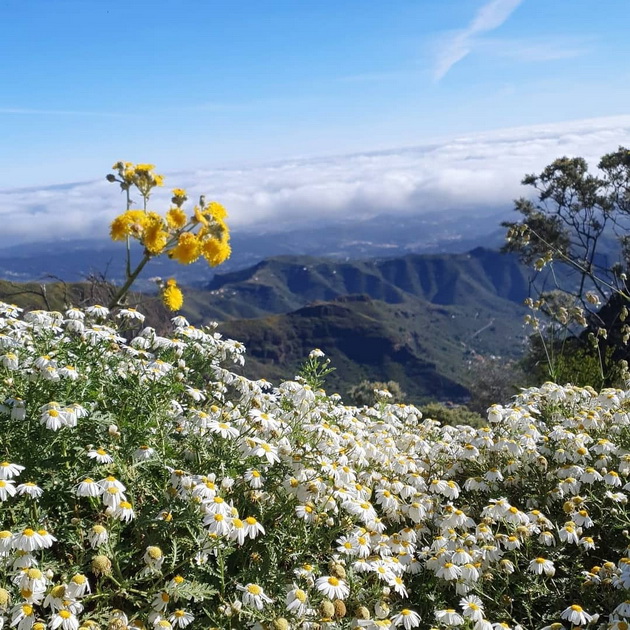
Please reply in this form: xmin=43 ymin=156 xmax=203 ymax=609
xmin=208 ymin=201 xmax=227 ymax=221
xmin=166 ymin=207 xmax=187 ymax=231
xmin=134 ymin=163 xmax=156 ymax=173
xmin=109 ymin=210 xmax=148 ymax=241
xmin=162 ymin=279 xmax=183 ymax=311
xmin=201 ymin=237 xmax=231 ymax=267
xmin=171 ymin=188 xmax=187 ymax=203
xmin=170 ymin=232 xmax=201 ymax=265
xmin=143 ymin=215 xmax=169 ymax=255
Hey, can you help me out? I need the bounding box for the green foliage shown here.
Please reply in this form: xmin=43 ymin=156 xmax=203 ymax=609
xmin=417 ymin=401 xmax=485 ymax=428
xmin=297 ymin=350 xmax=335 ymax=390
xmin=347 ymin=379 xmax=405 ymax=407
xmin=503 ymin=147 xmax=630 ymax=388
xmin=3 ymin=303 xmax=630 ymax=627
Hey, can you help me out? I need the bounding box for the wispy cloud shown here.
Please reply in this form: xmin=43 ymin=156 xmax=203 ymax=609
xmin=434 ymin=0 xmax=525 ymax=80
xmin=476 ymin=36 xmax=590 ymax=62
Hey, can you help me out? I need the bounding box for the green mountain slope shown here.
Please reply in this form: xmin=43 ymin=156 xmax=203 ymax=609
xmin=184 ymin=247 xmax=531 ymax=322
xmin=218 ymin=293 xmax=527 ymax=404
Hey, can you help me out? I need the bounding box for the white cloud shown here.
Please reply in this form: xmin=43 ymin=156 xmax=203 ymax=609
xmin=2 ymin=115 xmax=630 ymax=247
xmin=476 ymin=36 xmax=590 ymax=62
xmin=434 ymin=0 xmax=525 ymax=80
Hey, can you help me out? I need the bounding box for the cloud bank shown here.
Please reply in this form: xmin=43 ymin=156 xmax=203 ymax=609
xmin=3 ymin=115 xmax=630 ymax=248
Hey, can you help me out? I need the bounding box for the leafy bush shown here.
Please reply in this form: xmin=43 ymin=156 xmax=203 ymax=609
xmin=417 ymin=403 xmax=485 ymax=429
xmin=2 ymin=303 xmax=630 ymax=629
xmin=347 ymin=380 xmax=405 ymax=407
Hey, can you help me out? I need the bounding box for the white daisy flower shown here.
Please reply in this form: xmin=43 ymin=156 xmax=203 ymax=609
xmin=207 ymin=420 xmax=240 ymax=439
xmin=244 ymin=469 xmax=265 ymax=489
xmin=435 ymin=609 xmax=464 ymax=626
xmin=238 ymin=583 xmax=273 ymax=610
xmin=112 ymin=500 xmax=135 ymax=522
xmin=243 ymin=516 xmax=265 ymax=540
xmin=152 ymin=592 xmax=171 ymax=613
xmin=75 ymin=478 xmax=102 ymax=498
xmin=315 ymin=576 xmax=350 ymax=600
xmin=0 ymin=480 xmax=17 ymax=501
xmin=67 ymin=573 xmax=90 ymax=598
xmin=12 ymin=528 xmax=45 ymax=552
xmin=528 ymin=557 xmax=555 ymax=576
xmin=0 ymin=462 xmax=25 ymax=480
xmin=169 ymin=609 xmax=194 ymax=628
xmin=0 ymin=529 xmax=13 ymax=553
xmin=460 ymin=595 xmax=484 ymax=622
xmin=560 ymin=604 xmax=592 ymax=626
xmin=391 ymin=609 xmax=422 ymax=629
xmin=286 ymin=586 xmax=309 ymax=616
xmin=133 ymin=445 xmax=155 ymax=462
xmin=16 ymin=483 xmax=43 ymax=499
xmin=87 ymin=525 xmax=109 ymax=548
xmin=87 ymin=448 xmax=114 ymax=464
xmin=228 ymin=518 xmax=247 ymax=545
xmin=10 ymin=602 xmax=35 ymax=630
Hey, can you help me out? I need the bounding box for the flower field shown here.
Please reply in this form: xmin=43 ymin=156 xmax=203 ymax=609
xmin=1 ymin=302 xmax=630 ymax=629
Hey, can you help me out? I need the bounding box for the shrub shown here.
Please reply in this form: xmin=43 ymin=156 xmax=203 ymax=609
xmin=2 ymin=303 xmax=630 ymax=628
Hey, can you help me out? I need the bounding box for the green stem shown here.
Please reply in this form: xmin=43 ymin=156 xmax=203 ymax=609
xmin=108 ymin=253 xmax=152 ymax=310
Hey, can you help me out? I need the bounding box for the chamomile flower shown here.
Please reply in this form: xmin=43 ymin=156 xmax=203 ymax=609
xmin=315 ymin=576 xmax=350 ymax=600
xmin=168 ymin=610 xmax=194 ymax=628
xmin=87 ymin=525 xmax=109 ymax=548
xmin=286 ymin=587 xmax=309 ymax=616
xmin=460 ymin=595 xmax=484 ymax=622
xmin=152 ymin=592 xmax=171 ymax=613
xmin=244 ymin=469 xmax=265 ymax=489
xmin=13 ymin=528 xmax=44 ymax=552
xmin=435 ymin=609 xmax=464 ymax=626
xmin=243 ymin=516 xmax=265 ymax=539
xmin=111 ymin=500 xmax=135 ymax=522
xmin=67 ymin=573 xmax=90 ymax=598
xmin=16 ymin=483 xmax=43 ymax=499
xmin=238 ymin=583 xmax=273 ymax=610
xmin=0 ymin=480 xmax=16 ymax=501
xmin=528 ymin=557 xmax=555 ymax=576
xmin=75 ymin=478 xmax=102 ymax=498
xmin=392 ymin=609 xmax=422 ymax=629
xmin=0 ymin=462 xmax=24 ymax=480
xmin=11 ymin=602 xmax=35 ymax=630
xmin=133 ymin=445 xmax=155 ymax=462
xmin=87 ymin=448 xmax=113 ymax=464
xmin=560 ymin=605 xmax=592 ymax=626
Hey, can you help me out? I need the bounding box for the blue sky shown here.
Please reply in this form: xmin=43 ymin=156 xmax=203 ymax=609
xmin=2 ymin=0 xmax=629 ymax=188
xmin=2 ymin=0 xmax=630 ymax=244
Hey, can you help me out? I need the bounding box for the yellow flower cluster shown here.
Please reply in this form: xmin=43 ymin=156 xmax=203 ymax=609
xmin=109 ymin=161 xmax=165 ymax=195
xmin=108 ymin=163 xmax=231 ymax=266
xmin=107 ymin=162 xmax=232 ymax=311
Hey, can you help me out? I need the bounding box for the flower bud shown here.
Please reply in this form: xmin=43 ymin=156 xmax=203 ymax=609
xmin=333 ymin=599 xmax=346 ymax=618
xmin=329 ymin=562 xmax=346 ymax=579
xmin=271 ymin=619 xmax=289 ymax=630
xmin=0 ymin=586 xmax=10 ymax=608
xmin=319 ymin=600 xmax=335 ymax=619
